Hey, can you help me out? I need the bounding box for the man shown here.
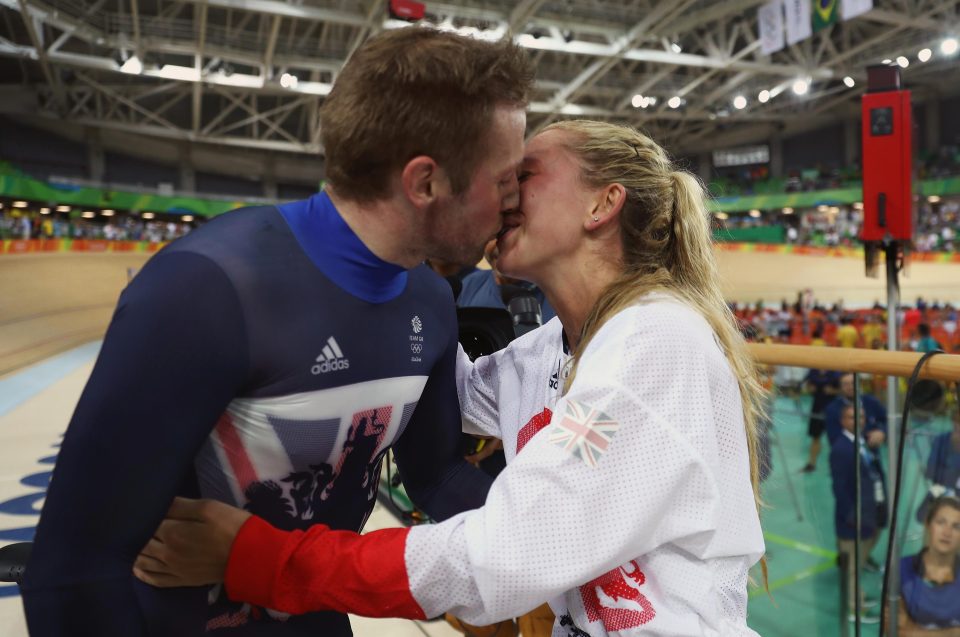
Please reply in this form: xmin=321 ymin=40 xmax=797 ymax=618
xmin=458 ymin=239 xmax=556 ymax=323
xmin=829 ymin=404 xmax=887 ymax=624
xmin=21 ymin=27 xmax=533 ymax=636
xmin=824 ymin=373 xmax=887 ymax=447
xmin=800 ymin=366 xmax=840 ymax=472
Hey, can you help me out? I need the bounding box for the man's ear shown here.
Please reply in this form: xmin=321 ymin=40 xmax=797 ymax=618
xmin=401 ymin=156 xmax=447 ymax=208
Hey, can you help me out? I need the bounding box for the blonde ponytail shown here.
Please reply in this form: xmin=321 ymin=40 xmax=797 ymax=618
xmin=550 ymin=120 xmax=767 ymax=516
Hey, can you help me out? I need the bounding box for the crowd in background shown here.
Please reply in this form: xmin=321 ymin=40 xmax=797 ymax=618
xmin=713 ymin=145 xmax=960 ymax=197
xmin=734 ymin=293 xmax=960 ymax=354
xmin=719 ymin=198 xmax=960 ymax=253
xmin=0 ymin=209 xmax=193 ymax=242
xmin=738 ymin=290 xmax=960 ymax=627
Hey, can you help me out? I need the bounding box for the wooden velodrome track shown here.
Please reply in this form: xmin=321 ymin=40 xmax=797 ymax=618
xmin=2 ymin=249 xmax=960 ymax=378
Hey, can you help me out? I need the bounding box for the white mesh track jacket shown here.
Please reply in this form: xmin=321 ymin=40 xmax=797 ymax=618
xmin=408 ymin=296 xmax=764 ymax=635
xmin=225 ymin=296 xmax=765 ymax=636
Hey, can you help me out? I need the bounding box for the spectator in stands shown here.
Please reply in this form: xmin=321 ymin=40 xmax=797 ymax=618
xmin=862 ymin=314 xmax=885 ymax=350
xmin=824 ymin=373 xmax=887 ymax=447
xmin=802 ymin=365 xmax=841 ymax=472
xmin=916 ymin=323 xmax=944 ymax=353
xmin=458 ymin=238 xmax=556 ymax=323
xmin=899 ymin=496 xmax=960 ymax=635
xmin=830 ymin=403 xmax=888 ymax=624
xmin=837 ymin=315 xmax=860 ymax=348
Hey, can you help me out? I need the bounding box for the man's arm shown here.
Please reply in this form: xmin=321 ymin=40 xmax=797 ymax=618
xmin=21 ymin=251 xmax=248 ymax=635
xmin=391 ymin=324 xmax=493 ymax=521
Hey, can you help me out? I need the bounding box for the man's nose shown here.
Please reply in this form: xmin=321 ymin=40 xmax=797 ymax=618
xmin=501 ymin=175 xmax=519 ymax=212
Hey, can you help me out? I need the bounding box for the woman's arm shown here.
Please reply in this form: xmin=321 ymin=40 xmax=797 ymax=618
xmin=137 ymin=306 xmax=759 ymax=627
xmin=455 ymin=343 xmax=504 ymax=438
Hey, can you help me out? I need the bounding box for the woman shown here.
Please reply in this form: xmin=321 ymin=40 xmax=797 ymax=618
xmin=134 ymin=120 xmax=766 ymax=635
xmin=899 ymin=497 xmax=960 ymax=636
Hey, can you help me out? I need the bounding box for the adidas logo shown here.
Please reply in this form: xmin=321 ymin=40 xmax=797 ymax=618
xmin=311 ymin=336 xmax=350 ymax=374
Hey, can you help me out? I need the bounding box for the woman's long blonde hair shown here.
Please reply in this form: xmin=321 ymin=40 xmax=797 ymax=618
xmin=551 ymin=119 xmax=767 ymax=514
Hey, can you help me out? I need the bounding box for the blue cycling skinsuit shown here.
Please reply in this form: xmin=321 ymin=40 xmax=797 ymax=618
xmin=21 ymin=191 xmax=491 ymax=636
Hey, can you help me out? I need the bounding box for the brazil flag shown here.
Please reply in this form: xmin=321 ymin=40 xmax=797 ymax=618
xmin=813 ymin=0 xmax=839 ymax=31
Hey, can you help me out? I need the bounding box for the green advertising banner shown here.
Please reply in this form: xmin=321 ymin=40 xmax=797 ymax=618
xmin=0 ymin=162 xmax=254 ymax=218
xmin=3 ymin=160 xmax=958 ymax=218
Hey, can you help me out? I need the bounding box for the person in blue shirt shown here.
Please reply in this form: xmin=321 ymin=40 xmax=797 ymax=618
xmin=899 ymin=496 xmax=960 ymax=634
xmin=20 ymin=27 xmax=534 ymax=637
xmin=801 ymin=368 xmax=841 ymax=472
xmin=824 ymin=372 xmax=887 ymax=447
xmin=917 ymin=411 xmax=960 ymax=524
xmin=830 ymin=403 xmax=888 ymax=623
xmin=458 ymin=238 xmax=556 ymax=323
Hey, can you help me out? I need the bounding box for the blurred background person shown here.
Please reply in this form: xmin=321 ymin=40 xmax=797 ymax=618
xmin=458 ymin=238 xmax=556 ymax=323
xmin=899 ymin=497 xmax=960 ymax=636
xmin=830 ymin=403 xmax=888 ymax=624
xmin=801 ymin=366 xmax=841 ymax=472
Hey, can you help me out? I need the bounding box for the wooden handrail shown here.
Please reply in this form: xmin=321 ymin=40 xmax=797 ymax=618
xmin=748 ymin=344 xmax=960 ymax=382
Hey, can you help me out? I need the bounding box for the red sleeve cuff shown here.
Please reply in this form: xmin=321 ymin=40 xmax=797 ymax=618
xmin=224 ymin=514 xmax=425 ymax=620
xmin=224 ymin=514 xmax=288 ymax=610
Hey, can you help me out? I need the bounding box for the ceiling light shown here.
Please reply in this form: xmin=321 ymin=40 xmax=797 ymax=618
xmin=40 ymin=207 xmax=50 ymax=214
xmin=120 ymin=55 xmax=142 ymax=74
xmin=647 ymin=96 xmax=657 ymax=106
xmin=668 ymin=96 xmax=682 ymax=109
xmin=792 ymin=79 xmax=809 ymax=95
xmin=279 ymin=72 xmax=298 ymax=89
xmin=782 ymin=207 xmax=794 ymax=214
xmin=101 ymin=209 xmax=115 ymax=217
xmin=715 ymin=212 xmax=729 ymax=220
xmin=928 ymin=195 xmax=941 ymax=203
xmin=758 ymin=90 xmax=770 ymax=103
xmin=631 ymin=94 xmax=644 ymax=108
xmin=896 ymin=56 xmax=909 ymax=68
xmin=843 ymin=76 xmax=855 ymax=87
xmin=142 ymin=212 xmax=155 ymax=219
xmin=671 ymin=42 xmax=682 ymax=53
xmin=56 ymin=205 xmax=71 ymax=212
xmin=817 ymin=204 xmax=829 ymax=212
xmin=853 ymin=202 xmax=864 ymax=209
xmin=941 ymin=38 xmax=959 ymax=56
xmin=733 ymin=95 xmax=747 ymax=110
xmin=882 ymin=58 xmax=892 ymax=64
xmin=13 ymin=200 xmax=27 ymax=208
xmin=918 ymin=48 xmax=932 ymax=62
xmin=81 ymin=211 xmax=95 ymax=218
xmin=828 ymin=206 xmax=840 ymax=214
xmin=749 ymin=209 xmax=761 ymax=218
xmin=182 ymin=215 xmax=194 ymax=222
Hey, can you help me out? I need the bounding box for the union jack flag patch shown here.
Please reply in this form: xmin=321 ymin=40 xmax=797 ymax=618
xmin=548 ymin=399 xmax=620 ymax=468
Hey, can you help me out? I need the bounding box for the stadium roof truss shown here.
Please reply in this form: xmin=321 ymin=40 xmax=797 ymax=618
xmin=0 ymin=0 xmax=958 ymax=158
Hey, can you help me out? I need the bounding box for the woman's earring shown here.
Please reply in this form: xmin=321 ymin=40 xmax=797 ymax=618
xmin=592 ymin=215 xmax=599 ymax=223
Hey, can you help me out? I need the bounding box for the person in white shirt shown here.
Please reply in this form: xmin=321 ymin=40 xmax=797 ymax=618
xmin=134 ymin=120 xmax=767 ymax=636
